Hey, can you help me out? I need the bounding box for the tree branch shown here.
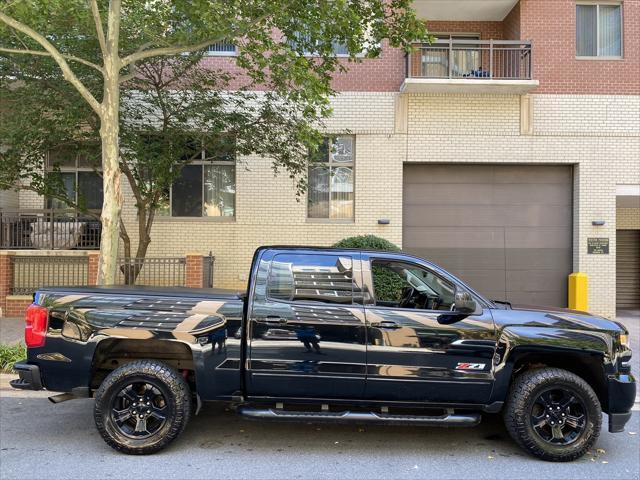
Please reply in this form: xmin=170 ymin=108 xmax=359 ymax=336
xmin=88 ymin=0 xmax=108 ymax=58
xmin=0 ymin=12 xmax=103 ymax=115
xmin=0 ymin=46 xmax=104 ymax=74
xmin=120 ymin=14 xmax=269 ymax=67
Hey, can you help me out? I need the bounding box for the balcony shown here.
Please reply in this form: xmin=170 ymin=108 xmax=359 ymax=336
xmin=0 ymin=209 xmax=102 ymax=250
xmin=402 ymin=39 xmax=539 ymax=94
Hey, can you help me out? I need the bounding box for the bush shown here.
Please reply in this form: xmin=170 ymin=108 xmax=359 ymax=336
xmin=332 ymin=234 xmax=400 ymax=252
xmin=333 ymin=235 xmax=406 ymax=302
xmin=0 ymin=343 xmax=26 ymax=373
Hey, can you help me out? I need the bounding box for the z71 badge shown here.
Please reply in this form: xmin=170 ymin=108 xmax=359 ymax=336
xmin=456 ymin=362 xmax=486 ymax=370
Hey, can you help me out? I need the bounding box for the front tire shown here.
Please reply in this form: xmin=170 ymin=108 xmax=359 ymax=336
xmin=503 ymin=367 xmax=601 ymax=462
xmin=94 ymin=360 xmax=192 ymax=455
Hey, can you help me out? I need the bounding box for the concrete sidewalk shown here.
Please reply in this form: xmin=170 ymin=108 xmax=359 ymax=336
xmin=0 ymin=317 xmax=23 ymax=345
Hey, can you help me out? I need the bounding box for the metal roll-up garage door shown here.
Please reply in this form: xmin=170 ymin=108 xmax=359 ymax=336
xmin=616 ymin=230 xmax=640 ymax=309
xmin=403 ymin=164 xmax=573 ymax=307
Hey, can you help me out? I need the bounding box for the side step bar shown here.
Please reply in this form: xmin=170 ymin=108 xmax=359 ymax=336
xmin=238 ymin=407 xmax=481 ymax=427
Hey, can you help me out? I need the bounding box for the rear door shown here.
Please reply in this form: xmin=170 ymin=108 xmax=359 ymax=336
xmin=247 ymin=249 xmax=367 ymax=399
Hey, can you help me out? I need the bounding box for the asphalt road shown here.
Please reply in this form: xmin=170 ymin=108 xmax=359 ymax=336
xmin=1 ymin=313 xmax=638 ymax=480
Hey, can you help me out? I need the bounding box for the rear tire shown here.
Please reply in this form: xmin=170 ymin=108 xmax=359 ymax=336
xmin=503 ymin=367 xmax=601 ymax=462
xmin=94 ymin=360 xmax=192 ymax=455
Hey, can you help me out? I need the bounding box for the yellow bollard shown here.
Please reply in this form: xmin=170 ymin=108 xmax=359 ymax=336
xmin=568 ymin=273 xmax=588 ymax=312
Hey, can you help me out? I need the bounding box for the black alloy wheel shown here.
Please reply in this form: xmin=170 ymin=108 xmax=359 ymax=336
xmin=110 ymin=381 xmax=168 ymax=439
xmin=529 ymin=387 xmax=587 ymax=445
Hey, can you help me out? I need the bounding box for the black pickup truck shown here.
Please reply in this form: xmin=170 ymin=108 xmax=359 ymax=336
xmin=11 ymin=246 xmax=635 ymax=461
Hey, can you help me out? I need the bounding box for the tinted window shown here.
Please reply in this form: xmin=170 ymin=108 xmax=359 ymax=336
xmin=172 ymin=165 xmax=202 ymax=217
xmin=268 ymin=254 xmax=354 ymax=304
xmin=371 ymin=260 xmax=455 ymax=311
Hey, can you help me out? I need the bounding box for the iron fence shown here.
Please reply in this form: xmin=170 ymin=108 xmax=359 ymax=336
xmin=407 ymin=39 xmax=533 ymax=80
xmin=10 ymin=255 xmax=89 ymax=295
xmin=0 ymin=209 xmax=101 ymax=250
xmin=117 ymin=257 xmax=186 ymax=286
xmin=203 ymin=252 xmax=215 ymax=288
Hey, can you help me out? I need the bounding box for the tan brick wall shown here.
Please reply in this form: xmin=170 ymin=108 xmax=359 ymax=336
xmin=617 ymin=208 xmax=640 ymax=230
xmin=9 ymin=92 xmax=636 ymax=319
xmin=0 ymin=190 xmax=19 ymax=209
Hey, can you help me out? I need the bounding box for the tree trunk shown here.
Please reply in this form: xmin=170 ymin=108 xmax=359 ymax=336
xmin=96 ymin=65 xmax=122 ymax=284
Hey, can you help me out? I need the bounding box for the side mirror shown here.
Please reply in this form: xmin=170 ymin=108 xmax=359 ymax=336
xmin=437 ymin=290 xmax=479 ymax=324
xmin=453 ymin=290 xmax=477 ymax=314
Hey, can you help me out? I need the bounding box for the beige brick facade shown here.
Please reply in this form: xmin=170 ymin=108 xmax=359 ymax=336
xmin=114 ymin=92 xmax=640 ymax=319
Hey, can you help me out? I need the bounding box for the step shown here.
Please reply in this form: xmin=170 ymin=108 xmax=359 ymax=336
xmin=238 ymin=407 xmax=481 ymax=427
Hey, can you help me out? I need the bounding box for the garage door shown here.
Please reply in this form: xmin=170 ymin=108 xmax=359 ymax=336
xmin=403 ymin=164 xmax=573 ymax=307
xmin=616 ymin=230 xmax=640 ymax=309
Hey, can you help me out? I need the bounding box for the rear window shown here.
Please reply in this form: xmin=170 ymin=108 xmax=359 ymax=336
xmin=267 ymin=253 xmax=354 ymax=304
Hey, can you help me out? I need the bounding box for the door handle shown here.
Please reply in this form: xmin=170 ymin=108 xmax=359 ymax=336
xmin=256 ymin=316 xmax=288 ymax=325
xmin=372 ymin=320 xmax=401 ymax=329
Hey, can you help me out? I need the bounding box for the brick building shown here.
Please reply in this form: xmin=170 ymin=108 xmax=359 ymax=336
xmin=1 ymin=0 xmax=639 ymax=318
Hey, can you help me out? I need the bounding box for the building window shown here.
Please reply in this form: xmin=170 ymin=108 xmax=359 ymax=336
xmin=164 ymin=139 xmax=236 ymax=218
xmin=207 ymin=40 xmax=237 ymax=56
xmin=289 ymin=33 xmax=358 ymax=57
xmin=576 ymin=3 xmax=622 ymax=57
xmin=46 ymin=145 xmax=103 ymax=210
xmin=308 ymin=136 xmax=354 ymax=220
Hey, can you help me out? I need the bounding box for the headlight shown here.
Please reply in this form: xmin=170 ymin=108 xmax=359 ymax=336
xmin=619 ymin=333 xmax=630 ymax=348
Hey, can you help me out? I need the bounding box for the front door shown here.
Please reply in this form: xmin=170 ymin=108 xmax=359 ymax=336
xmin=247 ymin=250 xmax=367 ymax=399
xmin=362 ymin=254 xmax=497 ymax=404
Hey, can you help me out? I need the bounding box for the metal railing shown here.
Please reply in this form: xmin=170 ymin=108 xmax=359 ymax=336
xmin=203 ymin=251 xmax=215 ymax=289
xmin=407 ymin=39 xmax=533 ymax=80
xmin=0 ymin=209 xmax=102 ymax=250
xmin=117 ymin=257 xmax=186 ymax=286
xmin=10 ymin=255 xmax=89 ymax=295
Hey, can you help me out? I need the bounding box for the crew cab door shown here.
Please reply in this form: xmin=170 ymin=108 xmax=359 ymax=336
xmin=362 ymin=254 xmax=497 ymax=404
xmin=246 ymin=249 xmax=367 ymax=399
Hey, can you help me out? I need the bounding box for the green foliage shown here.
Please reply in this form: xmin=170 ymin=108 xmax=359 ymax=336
xmin=333 ymin=235 xmax=405 ymax=302
xmin=333 ymin=234 xmax=401 ymax=252
xmin=0 ymin=343 xmax=26 ymax=373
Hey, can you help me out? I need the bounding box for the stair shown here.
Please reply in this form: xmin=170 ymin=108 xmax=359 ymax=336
xmin=238 ymin=406 xmax=481 ymax=427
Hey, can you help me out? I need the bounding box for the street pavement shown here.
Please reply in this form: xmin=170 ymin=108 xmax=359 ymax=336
xmin=1 ymin=312 xmax=638 ymax=480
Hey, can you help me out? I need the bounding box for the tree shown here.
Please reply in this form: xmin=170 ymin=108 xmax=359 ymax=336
xmin=0 ymin=0 xmax=426 ymax=284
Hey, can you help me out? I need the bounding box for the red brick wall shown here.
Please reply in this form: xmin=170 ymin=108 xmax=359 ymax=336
xmin=185 ymin=254 xmax=204 ymax=289
xmin=5 ymin=297 xmax=31 ymax=317
xmin=0 ymin=254 xmax=12 ymax=316
xmin=425 ymin=21 xmax=504 ymax=40
xmin=520 ymin=0 xmax=640 ymax=94
xmin=503 ymin=1 xmax=521 ymax=40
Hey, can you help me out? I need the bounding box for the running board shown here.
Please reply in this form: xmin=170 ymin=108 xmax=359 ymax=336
xmin=238 ymin=407 xmax=481 ymax=427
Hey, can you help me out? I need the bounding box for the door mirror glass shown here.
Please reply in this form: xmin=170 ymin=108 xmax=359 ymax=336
xmin=453 ymin=290 xmax=477 ymax=314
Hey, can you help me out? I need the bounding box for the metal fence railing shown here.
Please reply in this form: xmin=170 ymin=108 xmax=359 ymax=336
xmin=117 ymin=257 xmax=186 ymax=286
xmin=203 ymin=252 xmax=215 ymax=288
xmin=10 ymin=255 xmax=89 ymax=295
xmin=0 ymin=209 xmax=101 ymax=250
xmin=407 ymin=39 xmax=533 ymax=80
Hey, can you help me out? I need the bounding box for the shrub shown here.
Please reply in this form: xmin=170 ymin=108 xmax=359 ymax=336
xmin=333 ymin=235 xmax=406 ymax=302
xmin=332 ymin=234 xmax=400 ymax=252
xmin=0 ymin=343 xmax=26 ymax=373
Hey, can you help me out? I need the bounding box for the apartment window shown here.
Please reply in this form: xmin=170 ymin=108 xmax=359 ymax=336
xmin=165 ymin=139 xmax=236 ymax=218
xmin=576 ymin=3 xmax=622 ymax=57
xmin=207 ymin=40 xmax=237 ymax=56
xmin=289 ymin=32 xmax=356 ymax=57
xmin=308 ymin=136 xmax=354 ymax=220
xmin=46 ymin=145 xmax=103 ymax=210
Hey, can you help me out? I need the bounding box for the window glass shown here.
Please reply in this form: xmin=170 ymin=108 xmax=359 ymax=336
xmin=599 ymin=5 xmax=622 ymax=56
xmin=47 ymin=172 xmax=76 ymax=209
xmin=576 ymin=3 xmax=622 ymax=57
xmin=48 ymin=146 xmax=77 ymax=168
xmin=77 ymin=172 xmax=103 ymax=210
xmin=204 ymin=165 xmax=235 ymax=217
xmin=207 ymin=41 xmax=236 ymax=55
xmin=371 ymin=260 xmax=456 ymax=311
xmin=308 ymin=136 xmax=354 ymax=220
xmin=268 ymin=254 xmax=354 ymax=304
xmin=172 ymin=165 xmax=202 ymax=217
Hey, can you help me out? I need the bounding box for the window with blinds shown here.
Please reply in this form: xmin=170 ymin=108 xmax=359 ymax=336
xmin=308 ymin=136 xmax=354 ymax=220
xmin=576 ymin=3 xmax=622 ymax=57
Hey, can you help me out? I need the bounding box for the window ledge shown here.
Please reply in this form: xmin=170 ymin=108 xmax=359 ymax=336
xmin=305 ymin=218 xmax=355 ymax=224
xmin=575 ymin=56 xmax=624 ymax=61
xmin=154 ymin=216 xmax=236 ymax=223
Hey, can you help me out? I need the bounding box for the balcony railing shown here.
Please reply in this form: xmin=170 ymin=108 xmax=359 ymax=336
xmin=0 ymin=209 xmax=101 ymax=250
xmin=407 ymin=39 xmax=533 ymax=80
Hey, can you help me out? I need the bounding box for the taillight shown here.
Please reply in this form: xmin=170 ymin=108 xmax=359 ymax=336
xmin=25 ymin=304 xmax=48 ymax=348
